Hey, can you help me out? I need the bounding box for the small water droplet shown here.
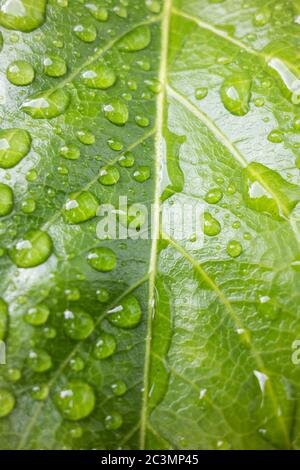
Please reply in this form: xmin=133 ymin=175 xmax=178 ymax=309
xmin=132 ymin=166 xmax=150 ymax=182
xmin=43 ymin=55 xmax=67 ymax=78
xmin=226 ymin=240 xmax=242 ymax=258
xmin=145 ymin=0 xmax=161 ymax=13
xmin=111 ymin=380 xmax=127 ymax=396
xmin=99 ymin=166 xmax=120 ymax=186
xmin=21 ymin=197 xmax=36 ymax=214
xmin=63 ymin=191 xmax=98 ymax=224
xmin=7 ymin=60 xmax=35 ymax=86
xmin=0 ymin=183 xmax=14 ymax=216
xmin=96 ymin=288 xmax=110 ymax=303
xmin=135 ymin=115 xmax=149 ymax=127
xmin=204 ymin=188 xmax=223 ymax=204
xmin=10 ymin=229 xmax=53 ymax=268
xmin=220 ymin=73 xmax=252 ymax=116
xmin=69 ymin=356 xmax=85 ymax=372
xmin=6 ymin=368 xmax=21 ymax=382
xmin=63 ymin=308 xmax=94 ymax=340
xmin=0 ymin=128 xmax=31 ymax=169
xmin=203 ymin=212 xmax=221 ymax=236
xmin=103 ymin=98 xmax=128 ymax=125
xmin=87 ymin=247 xmax=117 ymax=272
xmin=76 ymin=128 xmax=95 ymax=145
xmin=268 ymin=129 xmax=283 ymax=143
xmin=74 ymin=22 xmax=97 ymax=43
xmin=27 ymin=348 xmax=52 ymax=372
xmin=31 ymin=384 xmax=49 ymax=401
xmin=82 ymin=64 xmax=116 ymax=90
xmin=25 ymin=303 xmax=50 ymax=325
xmin=118 ymin=25 xmax=151 ymax=52
xmin=113 ymin=5 xmax=127 ymax=18
xmin=107 ymin=138 xmax=123 ymax=151
xmin=108 ymin=295 xmax=142 ymax=329
xmin=0 ymin=298 xmax=8 ymax=341
xmin=60 ymin=144 xmax=80 ymax=160
xmin=93 ymin=332 xmax=116 ymax=359
xmin=118 ymin=151 xmax=135 ymax=167
xmin=85 ymin=3 xmax=108 ymax=22
xmin=54 ymin=381 xmax=95 ymax=421
xmin=105 ymin=411 xmax=123 ymax=430
xmin=0 ymin=389 xmax=15 ymax=417
xmin=195 ymin=87 xmax=208 ymax=100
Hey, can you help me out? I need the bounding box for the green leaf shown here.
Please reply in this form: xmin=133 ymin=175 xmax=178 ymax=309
xmin=0 ymin=0 xmax=300 ymax=450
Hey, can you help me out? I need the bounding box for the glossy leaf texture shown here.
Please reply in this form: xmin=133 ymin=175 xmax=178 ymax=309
xmin=0 ymin=0 xmax=300 ymax=450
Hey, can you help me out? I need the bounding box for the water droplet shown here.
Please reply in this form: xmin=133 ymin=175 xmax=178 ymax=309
xmin=0 ymin=128 xmax=31 ymax=169
xmin=6 ymin=368 xmax=21 ymax=382
xmin=21 ymin=197 xmax=36 ymax=214
xmin=103 ymin=98 xmax=128 ymax=125
xmin=96 ymin=288 xmax=110 ymax=303
xmin=0 ymin=298 xmax=8 ymax=341
xmin=76 ymin=129 xmax=95 ymax=145
xmin=43 ymin=55 xmax=67 ymax=78
xmin=93 ymin=332 xmax=116 ymax=359
xmin=87 ymin=247 xmax=116 ymax=272
xmin=65 ymin=287 xmax=80 ymax=301
xmin=43 ymin=326 xmax=57 ymax=338
xmin=294 ymin=116 xmax=300 ymax=130
xmin=27 ymin=348 xmax=52 ymax=372
xmin=69 ymin=356 xmax=85 ymax=372
xmin=21 ymin=89 xmax=70 ymax=119
xmin=108 ymin=295 xmax=142 ymax=329
xmin=63 ymin=191 xmax=98 ymax=224
xmin=63 ymin=308 xmax=94 ymax=340
xmin=105 ymin=411 xmax=123 ymax=430
xmin=74 ymin=22 xmax=97 ymax=43
xmin=99 ymin=166 xmax=120 ymax=186
xmin=242 ymin=162 xmax=300 ymax=219
xmin=10 ymin=229 xmax=53 ymax=268
xmin=0 ymin=389 xmax=15 ymax=418
xmin=69 ymin=423 xmax=83 ymax=438
xmin=82 ymin=64 xmax=116 ymax=89
xmin=31 ymin=384 xmax=49 ymax=401
xmin=24 ymin=303 xmax=50 ymax=326
xmin=195 ymin=87 xmax=208 ymax=100
xmin=220 ymin=73 xmax=252 ymax=116
xmin=253 ymin=7 xmax=271 ymax=27
xmin=114 ymin=5 xmax=127 ymax=18
xmin=85 ymin=3 xmax=108 ymax=22
xmin=226 ymin=240 xmax=242 ymax=258
xmin=118 ymin=151 xmax=135 ymax=167
xmin=54 ymin=381 xmax=95 ymax=421
xmin=203 ymin=212 xmax=221 ymax=236
xmin=26 ymin=168 xmax=38 ymax=182
xmin=118 ymin=25 xmax=151 ymax=52
xmin=0 ymin=0 xmax=47 ymax=32
xmin=204 ymin=188 xmax=223 ymax=204
xmin=268 ymin=129 xmax=283 ymax=143
xmin=135 ymin=115 xmax=149 ymax=127
xmin=145 ymin=0 xmax=161 ymax=13
xmin=0 ymin=183 xmax=14 ymax=216
xmin=6 ymin=60 xmax=35 ymax=86
xmin=132 ymin=166 xmax=150 ymax=182
xmin=254 ymin=97 xmax=264 ymax=107
xmin=107 ymin=138 xmax=123 ymax=151
xmin=60 ymin=144 xmax=80 ymax=160
xmin=111 ymin=380 xmax=127 ymax=396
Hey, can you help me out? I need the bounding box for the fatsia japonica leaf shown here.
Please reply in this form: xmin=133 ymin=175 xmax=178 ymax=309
xmin=0 ymin=0 xmax=300 ymax=451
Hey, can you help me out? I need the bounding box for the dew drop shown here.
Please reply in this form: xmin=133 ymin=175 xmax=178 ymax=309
xmin=253 ymin=7 xmax=271 ymax=27
xmin=43 ymin=55 xmax=67 ymax=78
xmin=31 ymin=384 xmax=49 ymax=401
xmin=0 ymin=128 xmax=31 ymax=169
xmin=294 ymin=117 xmax=300 ymax=131
xmin=0 ymin=389 xmax=15 ymax=418
xmin=63 ymin=308 xmax=94 ymax=340
xmin=107 ymin=138 xmax=123 ymax=151
xmin=114 ymin=5 xmax=127 ymax=18
xmin=76 ymin=129 xmax=95 ymax=145
xmin=54 ymin=381 xmax=95 ymax=421
xmin=195 ymin=87 xmax=208 ymax=100
xmin=0 ymin=183 xmax=14 ymax=216
xmin=103 ymin=98 xmax=128 ymax=126
xmin=24 ymin=303 xmax=50 ymax=326
xmin=96 ymin=288 xmax=110 ymax=303
xmin=26 ymin=168 xmax=38 ymax=182
xmin=63 ymin=191 xmax=98 ymax=224
xmin=85 ymin=3 xmax=108 ymax=22
xmin=145 ymin=0 xmax=161 ymax=14
xmin=21 ymin=89 xmax=70 ymax=119
xmin=108 ymin=295 xmax=142 ymax=329
xmin=10 ymin=229 xmax=53 ymax=268
xmin=21 ymin=197 xmax=36 ymax=214
xmin=268 ymin=129 xmax=283 ymax=143
xmin=93 ymin=332 xmax=116 ymax=359
xmin=59 ymin=144 xmax=80 ymax=160
xmin=203 ymin=212 xmax=221 ymax=236
xmin=6 ymin=368 xmax=21 ymax=382
xmin=204 ymin=188 xmax=223 ymax=204
xmin=87 ymin=247 xmax=117 ymax=272
xmin=135 ymin=115 xmax=149 ymax=127
xmin=69 ymin=356 xmax=85 ymax=372
xmin=226 ymin=240 xmax=242 ymax=258
xmin=0 ymin=298 xmax=8 ymax=341
xmin=105 ymin=411 xmax=123 ymax=430
xmin=82 ymin=64 xmax=116 ymax=89
xmin=220 ymin=73 xmax=252 ymax=116
xmin=99 ymin=166 xmax=120 ymax=186
xmin=73 ymin=22 xmax=97 ymax=43
xmin=27 ymin=348 xmax=52 ymax=372
xmin=133 ymin=166 xmax=150 ymax=182
xmin=6 ymin=60 xmax=35 ymax=86
xmin=0 ymin=0 xmax=47 ymax=32
xmin=118 ymin=151 xmax=135 ymax=168
xmin=111 ymin=380 xmax=127 ymax=396
xmin=118 ymin=25 xmax=151 ymax=52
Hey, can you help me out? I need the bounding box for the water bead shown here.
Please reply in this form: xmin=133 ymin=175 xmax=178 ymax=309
xmin=104 ymin=411 xmax=123 ymax=430
xmin=43 ymin=56 xmax=67 ymax=78
xmin=108 ymin=295 xmax=142 ymax=329
xmin=0 ymin=389 xmax=15 ymax=418
xmin=118 ymin=151 xmax=135 ymax=168
xmin=111 ymin=380 xmax=127 ymax=396
xmin=99 ymin=166 xmax=120 ymax=186
xmin=63 ymin=191 xmax=98 ymax=224
xmin=54 ymin=381 xmax=95 ymax=421
xmin=82 ymin=64 xmax=116 ymax=90
xmin=93 ymin=332 xmax=116 ymax=359
xmin=135 ymin=115 xmax=149 ymax=127
xmin=133 ymin=166 xmax=151 ymax=182
xmin=203 ymin=212 xmax=221 ymax=236
xmin=96 ymin=288 xmax=110 ymax=303
xmin=220 ymin=73 xmax=252 ymax=116
xmin=195 ymin=87 xmax=208 ymax=100
xmin=87 ymin=247 xmax=117 ymax=272
xmin=103 ymin=98 xmax=128 ymax=126
xmin=59 ymin=144 xmax=80 ymax=160
xmin=118 ymin=25 xmax=151 ymax=52
xmin=76 ymin=129 xmax=95 ymax=145
xmin=0 ymin=128 xmax=31 ymax=169
xmin=0 ymin=183 xmax=14 ymax=216
xmin=27 ymin=348 xmax=52 ymax=372
xmin=204 ymin=188 xmax=223 ymax=204
xmin=10 ymin=229 xmax=53 ymax=268
xmin=73 ymin=22 xmax=97 ymax=43
xmin=7 ymin=60 xmax=35 ymax=86
xmin=85 ymin=3 xmax=108 ymax=22
xmin=24 ymin=304 xmax=50 ymax=326
xmin=31 ymin=384 xmax=49 ymax=401
xmin=226 ymin=240 xmax=243 ymax=258
xmin=63 ymin=308 xmax=94 ymax=340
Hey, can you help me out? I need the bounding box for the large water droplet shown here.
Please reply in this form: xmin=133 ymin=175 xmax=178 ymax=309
xmin=0 ymin=389 xmax=15 ymax=418
xmin=108 ymin=295 xmax=142 ymax=329
xmin=203 ymin=212 xmax=221 ymax=236
xmin=21 ymin=89 xmax=70 ymax=119
xmin=87 ymin=247 xmax=117 ymax=272
xmin=10 ymin=229 xmax=53 ymax=268
xmin=82 ymin=64 xmax=116 ymax=89
xmin=6 ymin=60 xmax=35 ymax=86
xmin=0 ymin=298 xmax=8 ymax=341
xmin=24 ymin=303 xmax=50 ymax=326
xmin=103 ymin=98 xmax=128 ymax=125
xmin=73 ymin=22 xmax=97 ymax=43
xmin=27 ymin=348 xmax=52 ymax=372
xmin=0 ymin=0 xmax=47 ymax=32
xmin=118 ymin=25 xmax=151 ymax=52
xmin=63 ymin=191 xmax=98 ymax=224
xmin=59 ymin=144 xmax=80 ymax=160
xmin=0 ymin=128 xmax=31 ymax=169
xmin=54 ymin=381 xmax=95 ymax=421
xmin=43 ymin=55 xmax=67 ymax=78
xmin=93 ymin=332 xmax=116 ymax=359
xmin=220 ymin=73 xmax=252 ymax=116
xmin=85 ymin=3 xmax=108 ymax=21
xmin=63 ymin=308 xmax=94 ymax=340
xmin=242 ymin=162 xmax=300 ymax=219
xmin=0 ymin=183 xmax=14 ymax=216
xmin=99 ymin=166 xmax=120 ymax=186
